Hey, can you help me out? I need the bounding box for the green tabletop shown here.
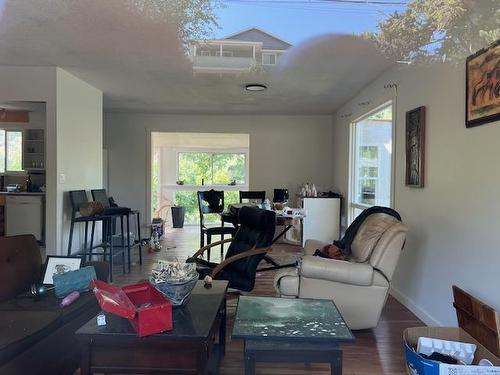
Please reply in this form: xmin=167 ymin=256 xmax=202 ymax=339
xmin=232 ymin=296 xmax=354 ymax=342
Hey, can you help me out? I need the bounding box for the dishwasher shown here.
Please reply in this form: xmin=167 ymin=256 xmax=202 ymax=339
xmin=5 ymin=195 xmax=44 ymax=241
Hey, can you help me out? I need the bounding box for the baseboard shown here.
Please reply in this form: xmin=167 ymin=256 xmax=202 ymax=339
xmin=389 ymin=286 xmax=443 ymax=326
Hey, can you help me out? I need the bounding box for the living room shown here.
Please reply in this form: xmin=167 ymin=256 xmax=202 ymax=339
xmin=1 ymin=0 xmax=500 ymax=374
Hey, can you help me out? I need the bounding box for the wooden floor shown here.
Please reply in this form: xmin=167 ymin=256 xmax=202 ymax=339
xmin=111 ymin=226 xmax=420 ymax=375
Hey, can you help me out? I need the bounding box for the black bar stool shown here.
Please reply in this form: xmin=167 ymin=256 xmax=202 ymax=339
xmin=67 ymin=190 xmax=125 ymax=282
xmin=91 ymin=189 xmax=142 ymax=271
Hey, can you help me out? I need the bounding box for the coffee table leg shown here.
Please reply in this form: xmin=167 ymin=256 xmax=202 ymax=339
xmin=244 ymin=352 xmax=255 ymax=375
xmin=331 ymin=349 xmax=342 ymax=375
xmin=80 ymin=343 xmax=92 ymax=375
xmin=220 ymin=296 xmax=227 ymax=355
xmin=197 ymin=343 xmax=209 ymax=375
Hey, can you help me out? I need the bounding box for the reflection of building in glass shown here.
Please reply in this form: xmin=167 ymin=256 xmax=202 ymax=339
xmin=188 ymin=28 xmax=291 ymax=75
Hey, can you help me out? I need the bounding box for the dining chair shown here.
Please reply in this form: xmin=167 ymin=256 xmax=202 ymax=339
xmin=239 ymin=190 xmax=266 ymax=204
xmin=197 ymin=190 xmax=237 ymax=261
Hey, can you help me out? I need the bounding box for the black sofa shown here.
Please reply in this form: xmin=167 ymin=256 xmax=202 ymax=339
xmin=0 ymin=234 xmax=108 ymax=375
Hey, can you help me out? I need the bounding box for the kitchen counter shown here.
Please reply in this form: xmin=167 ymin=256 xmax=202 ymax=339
xmin=0 ymin=191 xmax=45 ymax=196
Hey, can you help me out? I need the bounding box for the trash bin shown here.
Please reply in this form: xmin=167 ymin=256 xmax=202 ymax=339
xmin=171 ymin=206 xmax=185 ymax=228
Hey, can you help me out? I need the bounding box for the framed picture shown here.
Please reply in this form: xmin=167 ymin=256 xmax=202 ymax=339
xmin=42 ymin=256 xmax=83 ymax=285
xmin=406 ymin=106 xmax=426 ymax=188
xmin=465 ymin=39 xmax=500 ymax=128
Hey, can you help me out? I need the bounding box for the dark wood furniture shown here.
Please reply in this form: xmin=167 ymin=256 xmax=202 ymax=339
xmin=453 ymin=285 xmax=500 ymax=357
xmin=197 ymin=190 xmax=236 ymax=261
xmin=245 ymin=340 xmax=342 ymax=375
xmin=239 ymin=190 xmax=266 ymax=203
xmin=76 ymin=280 xmax=228 ymax=375
xmin=232 ymin=296 xmax=354 ymax=375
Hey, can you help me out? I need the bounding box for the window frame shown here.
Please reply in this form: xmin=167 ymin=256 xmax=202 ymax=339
xmin=348 ymin=101 xmax=395 ymax=224
xmin=262 ymin=52 xmax=277 ymax=65
xmin=175 ymin=149 xmax=249 ymax=187
xmin=0 ymin=129 xmax=24 ymax=174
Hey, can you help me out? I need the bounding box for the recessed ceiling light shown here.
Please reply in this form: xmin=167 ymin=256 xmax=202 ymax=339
xmin=245 ymin=83 xmax=267 ymax=92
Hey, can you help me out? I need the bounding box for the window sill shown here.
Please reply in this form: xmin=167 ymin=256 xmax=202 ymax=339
xmin=160 ymin=184 xmax=248 ymax=191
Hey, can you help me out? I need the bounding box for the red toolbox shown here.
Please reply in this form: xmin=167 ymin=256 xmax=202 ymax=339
xmin=91 ymin=280 xmax=173 ymax=337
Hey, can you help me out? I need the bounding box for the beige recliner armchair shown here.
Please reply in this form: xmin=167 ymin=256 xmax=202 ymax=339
xmin=274 ymin=213 xmax=408 ymax=330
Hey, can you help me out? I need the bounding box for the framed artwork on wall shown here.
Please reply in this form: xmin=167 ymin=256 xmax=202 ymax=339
xmin=465 ymin=39 xmax=500 ymax=128
xmin=405 ymin=106 xmax=426 ymax=188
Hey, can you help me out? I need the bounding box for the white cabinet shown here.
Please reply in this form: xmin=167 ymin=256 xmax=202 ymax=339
xmin=5 ymin=195 xmax=44 ymax=241
xmin=301 ymin=197 xmax=341 ymax=246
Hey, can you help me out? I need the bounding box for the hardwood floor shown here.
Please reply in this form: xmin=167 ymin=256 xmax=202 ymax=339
xmin=111 ymin=226 xmax=420 ymax=375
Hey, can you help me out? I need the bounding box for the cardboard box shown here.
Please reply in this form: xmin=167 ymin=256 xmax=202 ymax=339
xmin=91 ymin=280 xmax=173 ymax=337
xmin=405 ymin=327 xmax=500 ymax=374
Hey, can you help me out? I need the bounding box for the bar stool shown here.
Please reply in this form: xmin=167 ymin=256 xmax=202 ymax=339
xmin=91 ymin=189 xmax=142 ymax=271
xmin=67 ymin=190 xmax=125 ymax=282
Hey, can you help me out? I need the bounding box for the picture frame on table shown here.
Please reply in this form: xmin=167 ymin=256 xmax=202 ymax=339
xmin=42 ymin=255 xmax=83 ymax=285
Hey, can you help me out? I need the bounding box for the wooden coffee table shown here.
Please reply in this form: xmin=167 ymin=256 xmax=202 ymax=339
xmin=232 ymin=296 xmax=354 ymax=375
xmin=76 ymin=280 xmax=228 ymax=375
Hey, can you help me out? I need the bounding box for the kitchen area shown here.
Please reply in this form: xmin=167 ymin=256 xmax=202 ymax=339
xmin=0 ymin=102 xmax=46 ymax=244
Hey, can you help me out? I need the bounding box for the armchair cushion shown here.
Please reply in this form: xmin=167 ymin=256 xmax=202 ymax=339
xmin=350 ymin=213 xmax=400 ymax=262
xmin=300 ymin=256 xmax=373 ymax=286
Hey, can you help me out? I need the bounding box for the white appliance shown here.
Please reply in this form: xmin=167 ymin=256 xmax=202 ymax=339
xmin=301 ymin=197 xmax=341 ymax=246
xmin=5 ymin=195 xmax=44 ymax=241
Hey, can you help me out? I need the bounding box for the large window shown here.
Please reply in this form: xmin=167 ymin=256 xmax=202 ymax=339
xmin=0 ymin=130 xmax=23 ymax=173
xmin=349 ymin=103 xmax=393 ymax=222
xmin=150 ymin=132 xmax=250 ymax=226
xmin=178 ymin=152 xmax=246 ymax=186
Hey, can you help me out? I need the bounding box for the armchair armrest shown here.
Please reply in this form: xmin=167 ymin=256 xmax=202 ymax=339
xmin=210 ymin=246 xmax=272 ymax=278
xmin=300 ymin=256 xmax=373 ymax=286
xmin=303 ymin=239 xmax=330 ymax=256
xmin=191 ymin=238 xmax=234 ymax=259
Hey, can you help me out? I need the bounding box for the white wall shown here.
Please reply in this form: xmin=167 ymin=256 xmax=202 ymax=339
xmin=104 ymin=114 xmax=333 ymax=225
xmin=56 ymin=68 xmax=103 ymax=254
xmin=331 ymin=62 xmax=500 ymax=326
xmin=0 ymin=66 xmax=58 ymax=253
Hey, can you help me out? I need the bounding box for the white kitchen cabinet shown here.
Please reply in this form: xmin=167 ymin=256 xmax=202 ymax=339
xmin=5 ymin=195 xmax=44 ymax=241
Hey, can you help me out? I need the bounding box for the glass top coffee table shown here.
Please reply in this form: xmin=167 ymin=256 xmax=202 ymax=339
xmin=232 ymin=296 xmax=354 ymax=375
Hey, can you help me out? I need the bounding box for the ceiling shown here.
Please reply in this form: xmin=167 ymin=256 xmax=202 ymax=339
xmin=0 ymin=0 xmax=393 ymax=115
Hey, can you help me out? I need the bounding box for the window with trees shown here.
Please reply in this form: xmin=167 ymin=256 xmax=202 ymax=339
xmin=349 ymin=103 xmax=393 ymax=222
xmin=178 ymin=152 xmax=246 ymax=186
xmin=0 ymin=130 xmax=23 ymax=173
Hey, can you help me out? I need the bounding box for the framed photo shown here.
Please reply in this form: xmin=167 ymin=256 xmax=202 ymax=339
xmin=406 ymin=106 xmax=426 ymax=188
xmin=465 ymin=39 xmax=500 ymax=128
xmin=42 ymin=256 xmax=83 ymax=285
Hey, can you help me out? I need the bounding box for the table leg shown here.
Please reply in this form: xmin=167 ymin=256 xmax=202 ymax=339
xmin=80 ymin=343 xmax=92 ymax=375
xmin=197 ymin=343 xmax=209 ymax=375
xmin=219 ymin=296 xmax=227 ymax=356
xmin=331 ymin=350 xmax=342 ymax=375
xmin=136 ymin=211 xmax=142 ymax=265
xmin=120 ymin=215 xmax=126 ymax=274
xmin=244 ymin=350 xmax=255 ymax=375
xmin=126 ymin=214 xmax=131 ymax=272
xmin=108 ymin=219 xmax=114 ymax=282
